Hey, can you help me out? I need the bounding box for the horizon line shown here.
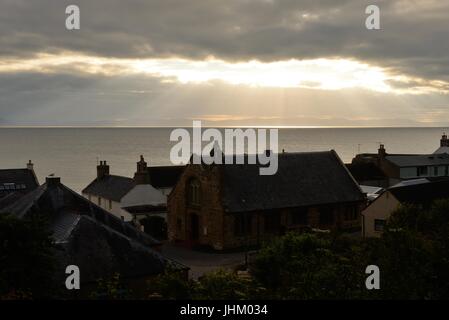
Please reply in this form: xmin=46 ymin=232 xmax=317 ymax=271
xmin=1 ymin=125 xmax=449 ymax=129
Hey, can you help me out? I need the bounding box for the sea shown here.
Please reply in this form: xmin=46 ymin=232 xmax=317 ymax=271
xmin=0 ymin=127 xmax=446 ymax=193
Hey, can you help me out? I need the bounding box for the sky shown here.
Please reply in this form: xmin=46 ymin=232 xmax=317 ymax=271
xmin=1 ymin=0 xmax=449 ymax=127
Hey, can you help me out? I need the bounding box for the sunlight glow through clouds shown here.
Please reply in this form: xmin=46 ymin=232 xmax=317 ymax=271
xmin=0 ymin=52 xmax=446 ymax=95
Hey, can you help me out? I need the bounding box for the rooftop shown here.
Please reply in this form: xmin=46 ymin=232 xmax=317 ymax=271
xmin=346 ymin=162 xmax=387 ymax=181
xmin=386 ymin=154 xmax=449 ymax=167
xmin=389 ymin=177 xmax=449 ymax=204
xmin=0 ymin=167 xmax=39 ymax=200
xmin=0 ymin=176 xmax=176 ymax=282
xmin=82 ymin=174 xmax=135 ymax=202
xmin=82 ymin=164 xmax=185 ymax=202
xmin=219 ymin=150 xmax=365 ymax=213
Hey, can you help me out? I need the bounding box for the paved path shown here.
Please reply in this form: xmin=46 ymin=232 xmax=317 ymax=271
xmin=161 ymin=243 xmax=247 ymax=279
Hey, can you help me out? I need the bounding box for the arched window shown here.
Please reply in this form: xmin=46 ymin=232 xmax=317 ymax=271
xmin=187 ymin=179 xmax=201 ymax=206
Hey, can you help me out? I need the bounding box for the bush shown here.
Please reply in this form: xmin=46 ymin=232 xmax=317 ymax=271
xmin=147 ymin=267 xmax=192 ymax=300
xmin=250 ymin=232 xmax=366 ymax=299
xmin=192 ymin=269 xmax=266 ymax=300
xmin=0 ymin=214 xmax=58 ymax=299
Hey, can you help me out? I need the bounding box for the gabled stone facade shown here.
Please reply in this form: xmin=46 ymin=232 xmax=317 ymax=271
xmin=168 ymin=151 xmax=366 ymax=251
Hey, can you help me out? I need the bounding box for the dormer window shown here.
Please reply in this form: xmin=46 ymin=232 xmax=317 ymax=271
xmin=187 ymin=179 xmax=201 ymax=206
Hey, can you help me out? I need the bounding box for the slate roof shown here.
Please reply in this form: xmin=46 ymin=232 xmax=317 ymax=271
xmin=0 ymin=168 xmax=39 ymax=199
xmin=0 ymin=178 xmax=180 ymax=282
xmin=2 ymin=180 xmax=160 ymax=247
xmin=434 ymin=146 xmax=449 ymax=154
xmin=386 ymin=154 xmax=449 ymax=167
xmin=82 ymin=166 xmax=184 ymax=202
xmin=82 ymin=175 xmax=135 ymax=202
xmin=0 ymin=192 xmax=25 ymax=210
xmin=121 ymin=184 xmax=166 ymax=209
xmin=54 ymin=213 xmax=167 ymax=282
xmin=219 ymin=151 xmax=365 ymax=213
xmin=147 ymin=165 xmax=185 ymax=189
xmin=389 ymin=178 xmax=449 ymax=204
xmin=346 ymin=162 xmax=387 ymax=182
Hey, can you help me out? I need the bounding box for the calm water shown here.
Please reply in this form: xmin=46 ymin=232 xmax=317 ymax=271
xmin=0 ymin=127 xmax=446 ymax=192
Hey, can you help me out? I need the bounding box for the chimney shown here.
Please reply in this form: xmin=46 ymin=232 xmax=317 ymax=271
xmin=441 ymin=133 xmax=449 ymax=147
xmin=46 ymin=176 xmax=61 ymax=188
xmin=26 ymin=160 xmax=34 ymax=171
xmin=97 ymin=160 xmax=110 ymax=179
xmin=133 ymin=155 xmax=150 ymax=184
xmin=378 ymin=144 xmax=386 ymax=158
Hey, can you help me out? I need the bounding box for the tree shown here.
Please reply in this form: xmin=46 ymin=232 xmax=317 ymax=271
xmin=250 ymin=232 xmax=366 ymax=299
xmin=0 ymin=213 xmax=58 ymax=299
xmin=147 ymin=268 xmax=266 ymax=300
xmin=192 ymin=269 xmax=266 ymax=300
xmin=147 ymin=266 xmax=193 ymax=300
xmin=89 ymin=273 xmax=131 ymax=300
xmin=384 ymin=200 xmax=449 ymax=299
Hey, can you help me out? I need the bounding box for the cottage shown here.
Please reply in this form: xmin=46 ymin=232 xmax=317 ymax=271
xmin=168 ymin=150 xmax=366 ymax=250
xmin=82 ymin=156 xmax=184 ymax=222
xmin=362 ymin=177 xmax=449 ymax=238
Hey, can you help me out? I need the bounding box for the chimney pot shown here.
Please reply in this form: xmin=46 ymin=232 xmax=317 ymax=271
xmin=97 ymin=160 xmax=110 ymax=179
xmin=441 ymin=133 xmax=449 ymax=147
xmin=27 ymin=160 xmax=34 ymax=171
xmin=134 ymin=155 xmax=150 ymax=184
xmin=378 ymin=144 xmax=386 ymax=159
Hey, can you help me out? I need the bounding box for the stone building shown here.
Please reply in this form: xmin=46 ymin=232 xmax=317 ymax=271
xmin=82 ymin=156 xmax=184 ymax=222
xmin=168 ymin=150 xmax=366 ymax=251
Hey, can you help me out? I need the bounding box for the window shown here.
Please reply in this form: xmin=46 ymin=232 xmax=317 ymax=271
xmin=187 ymin=179 xmax=201 ymax=206
xmin=4 ymin=183 xmax=14 ymax=190
xmin=344 ymin=207 xmax=358 ymax=221
xmin=264 ymin=213 xmax=281 ymax=234
xmin=434 ymin=167 xmax=438 ymax=176
xmin=98 ymin=197 xmax=102 ymax=206
xmin=235 ymin=214 xmax=252 ymax=236
xmin=374 ymin=219 xmax=386 ymax=232
xmin=109 ymin=199 xmax=112 ymax=210
xmin=291 ymin=208 xmax=308 ymax=225
xmin=319 ymin=207 xmax=334 ymax=225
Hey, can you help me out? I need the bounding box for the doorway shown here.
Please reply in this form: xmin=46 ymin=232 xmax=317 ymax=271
xmin=190 ymin=214 xmax=199 ymax=241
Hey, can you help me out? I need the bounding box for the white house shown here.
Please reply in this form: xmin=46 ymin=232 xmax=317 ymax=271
xmin=82 ymin=156 xmax=184 ymax=222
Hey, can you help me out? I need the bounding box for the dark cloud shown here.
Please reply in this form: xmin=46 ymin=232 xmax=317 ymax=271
xmin=1 ymin=70 xmax=449 ymax=126
xmin=0 ymin=0 xmax=448 ymax=82
xmin=1 ymin=0 xmax=449 ymax=126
